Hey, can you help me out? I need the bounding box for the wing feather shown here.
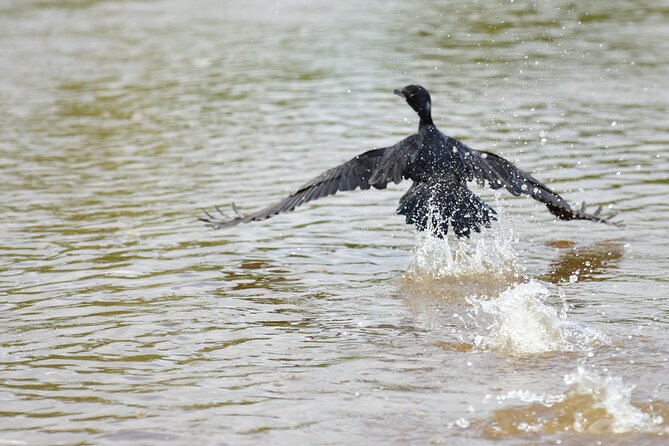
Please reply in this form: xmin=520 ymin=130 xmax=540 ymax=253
xmin=454 ymin=138 xmax=621 ymax=225
xmin=200 ymin=135 xmax=421 ymax=228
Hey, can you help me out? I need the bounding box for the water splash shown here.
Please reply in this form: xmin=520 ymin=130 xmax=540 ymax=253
xmin=563 ymin=367 xmax=661 ymax=433
xmin=481 ymin=367 xmax=668 ymax=437
xmin=466 ymin=282 xmax=610 ymax=354
xmin=404 ymin=200 xmax=519 ymax=282
xmin=402 ymin=202 xmax=609 ymax=355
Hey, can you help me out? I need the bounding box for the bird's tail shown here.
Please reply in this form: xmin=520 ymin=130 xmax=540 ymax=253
xmin=397 ymin=181 xmax=497 ymax=238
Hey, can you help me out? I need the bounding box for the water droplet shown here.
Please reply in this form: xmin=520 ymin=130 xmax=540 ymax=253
xmin=455 ymin=418 xmax=470 ymax=428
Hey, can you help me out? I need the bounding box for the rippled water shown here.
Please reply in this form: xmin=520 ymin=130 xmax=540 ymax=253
xmin=1 ymin=0 xmax=668 ymax=444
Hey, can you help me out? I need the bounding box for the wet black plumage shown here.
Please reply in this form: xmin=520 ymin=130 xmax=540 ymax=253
xmin=200 ymin=85 xmax=620 ymax=238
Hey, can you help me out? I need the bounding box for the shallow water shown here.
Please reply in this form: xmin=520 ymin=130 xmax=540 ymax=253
xmin=1 ymin=0 xmax=668 ymax=444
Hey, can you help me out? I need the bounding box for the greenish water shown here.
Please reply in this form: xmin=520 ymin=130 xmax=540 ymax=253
xmin=1 ymin=0 xmax=668 ymax=444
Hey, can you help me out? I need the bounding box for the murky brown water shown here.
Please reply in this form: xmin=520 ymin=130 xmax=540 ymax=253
xmin=1 ymin=0 xmax=668 ymax=444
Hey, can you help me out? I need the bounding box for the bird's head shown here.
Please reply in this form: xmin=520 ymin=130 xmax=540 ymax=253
xmin=394 ymin=84 xmax=432 ymax=124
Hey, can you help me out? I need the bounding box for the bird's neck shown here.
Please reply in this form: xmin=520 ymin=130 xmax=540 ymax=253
xmin=419 ymin=115 xmax=434 ymax=126
xmin=417 ymin=102 xmax=432 ymax=126
xmin=419 ymin=117 xmax=435 ymax=131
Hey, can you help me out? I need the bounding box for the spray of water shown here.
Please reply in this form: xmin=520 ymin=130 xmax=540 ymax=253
xmin=481 ymin=367 xmax=668 ymax=436
xmin=467 ymin=282 xmax=610 ymax=354
xmin=402 ymin=200 xmax=609 ymax=354
xmin=405 ymin=199 xmax=519 ymax=281
xmin=563 ymin=367 xmax=662 ymax=433
xmin=403 ymin=200 xmax=667 ymax=438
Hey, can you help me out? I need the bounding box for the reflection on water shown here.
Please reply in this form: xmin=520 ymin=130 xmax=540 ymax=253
xmin=541 ymin=240 xmax=625 ymax=284
xmin=1 ymin=0 xmax=668 ymax=445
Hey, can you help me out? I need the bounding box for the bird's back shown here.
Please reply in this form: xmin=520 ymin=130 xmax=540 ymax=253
xmin=408 ymin=125 xmax=466 ymax=184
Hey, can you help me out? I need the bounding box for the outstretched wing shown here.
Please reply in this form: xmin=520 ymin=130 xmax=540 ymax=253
xmin=200 ymin=135 xmax=421 ymax=228
xmin=453 ymin=138 xmax=621 ymax=225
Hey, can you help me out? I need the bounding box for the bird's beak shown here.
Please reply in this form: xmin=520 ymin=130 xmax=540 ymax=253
xmin=393 ymin=89 xmax=405 ymax=99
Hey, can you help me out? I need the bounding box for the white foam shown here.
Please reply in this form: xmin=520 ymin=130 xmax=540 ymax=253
xmin=485 ymin=367 xmax=666 ymax=435
xmin=468 ymin=282 xmax=610 ymax=355
xmin=563 ymin=367 xmax=663 ymax=433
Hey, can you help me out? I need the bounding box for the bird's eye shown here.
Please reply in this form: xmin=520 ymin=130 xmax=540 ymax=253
xmin=409 ymin=94 xmax=416 ymax=98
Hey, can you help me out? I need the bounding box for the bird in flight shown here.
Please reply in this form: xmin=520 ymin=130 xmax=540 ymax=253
xmin=200 ymin=85 xmax=620 ymax=238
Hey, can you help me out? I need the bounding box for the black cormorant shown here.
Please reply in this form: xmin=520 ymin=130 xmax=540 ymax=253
xmin=200 ymin=85 xmax=619 ymax=238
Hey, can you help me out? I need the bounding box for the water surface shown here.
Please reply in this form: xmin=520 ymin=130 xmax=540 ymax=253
xmin=1 ymin=0 xmax=668 ymax=444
